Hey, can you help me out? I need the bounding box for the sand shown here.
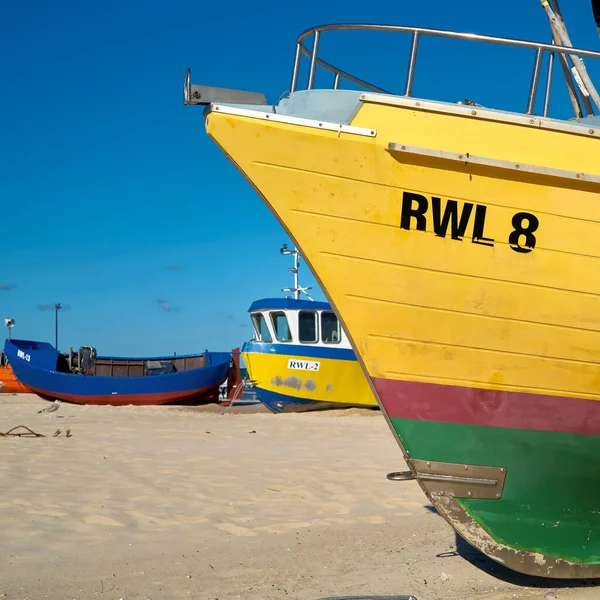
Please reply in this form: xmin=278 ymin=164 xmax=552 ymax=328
xmin=1 ymin=394 xmax=598 ymax=600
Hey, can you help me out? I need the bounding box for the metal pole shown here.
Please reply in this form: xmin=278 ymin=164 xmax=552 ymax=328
xmin=404 ymin=32 xmax=420 ymax=96
xmin=294 ymin=249 xmax=300 ymax=300
xmin=54 ymin=303 xmax=61 ymax=350
xmin=291 ymin=43 xmax=302 ymax=93
xmin=543 ymin=45 xmax=555 ymax=117
xmin=542 ymin=0 xmax=600 ymax=112
xmin=333 ymin=72 xmax=341 ymax=89
xmin=307 ymin=31 xmax=321 ymax=90
xmin=526 ymin=48 xmax=544 ymax=114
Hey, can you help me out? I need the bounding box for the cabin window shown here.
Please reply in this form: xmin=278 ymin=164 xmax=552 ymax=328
xmin=251 ymin=313 xmax=272 ymax=343
xmin=270 ymin=311 xmax=291 ymax=342
xmin=321 ymin=311 xmax=341 ymax=344
xmin=298 ymin=310 xmax=318 ymax=343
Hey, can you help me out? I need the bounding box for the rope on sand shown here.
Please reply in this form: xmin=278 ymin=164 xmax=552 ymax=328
xmin=0 ymin=425 xmax=72 ymax=438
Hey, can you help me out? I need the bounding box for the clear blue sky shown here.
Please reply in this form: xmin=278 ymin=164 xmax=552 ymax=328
xmin=1 ymin=1 xmax=598 ymax=355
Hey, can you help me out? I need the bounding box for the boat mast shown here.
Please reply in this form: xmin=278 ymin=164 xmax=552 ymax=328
xmin=540 ymin=0 xmax=600 ymax=113
xmin=544 ymin=4 xmax=588 ymax=117
xmin=280 ymin=244 xmax=313 ymax=301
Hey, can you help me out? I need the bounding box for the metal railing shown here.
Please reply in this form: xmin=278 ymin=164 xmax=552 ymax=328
xmin=290 ymin=24 xmax=600 ymax=117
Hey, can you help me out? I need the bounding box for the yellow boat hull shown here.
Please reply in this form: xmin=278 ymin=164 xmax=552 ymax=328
xmin=242 ymin=342 xmax=377 ymax=412
xmin=203 ymin=92 xmax=600 ymax=577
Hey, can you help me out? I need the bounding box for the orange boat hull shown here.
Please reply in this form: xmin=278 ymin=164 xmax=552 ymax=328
xmin=0 ymin=365 xmax=29 ymax=393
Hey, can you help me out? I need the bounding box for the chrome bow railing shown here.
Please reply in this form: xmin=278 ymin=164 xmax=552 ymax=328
xmin=290 ymin=24 xmax=600 ymax=117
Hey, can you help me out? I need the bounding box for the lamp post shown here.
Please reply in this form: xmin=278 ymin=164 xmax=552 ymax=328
xmin=54 ymin=303 xmax=62 ymax=350
xmin=4 ymin=318 xmax=14 ymax=341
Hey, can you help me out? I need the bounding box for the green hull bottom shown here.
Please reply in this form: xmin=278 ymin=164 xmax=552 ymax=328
xmin=391 ymin=418 xmax=600 ymax=574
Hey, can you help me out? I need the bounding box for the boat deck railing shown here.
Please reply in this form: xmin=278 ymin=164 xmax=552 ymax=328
xmin=291 ymin=23 xmax=600 ymax=117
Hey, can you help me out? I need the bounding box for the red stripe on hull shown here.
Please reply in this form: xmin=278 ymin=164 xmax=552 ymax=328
xmin=28 ymin=384 xmax=220 ymax=406
xmin=374 ymin=377 xmax=600 ymax=435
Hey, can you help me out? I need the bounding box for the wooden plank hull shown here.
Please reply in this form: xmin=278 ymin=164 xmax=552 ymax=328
xmin=202 ymin=90 xmax=600 ymax=576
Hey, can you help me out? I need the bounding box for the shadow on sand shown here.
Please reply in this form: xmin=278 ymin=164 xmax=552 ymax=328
xmin=452 ymin=534 xmax=600 ymax=589
xmin=315 ymin=597 xmax=417 ymax=600
xmin=425 ymin=503 xmax=600 ymax=590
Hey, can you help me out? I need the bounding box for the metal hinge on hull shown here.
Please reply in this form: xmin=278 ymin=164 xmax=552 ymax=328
xmin=387 ymin=459 xmax=506 ymax=499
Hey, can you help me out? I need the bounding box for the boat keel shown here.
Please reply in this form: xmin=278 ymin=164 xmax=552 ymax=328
xmin=435 ymin=493 xmax=600 ymax=579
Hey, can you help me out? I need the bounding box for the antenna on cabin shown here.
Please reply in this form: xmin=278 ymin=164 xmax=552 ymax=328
xmin=280 ymin=244 xmax=313 ymax=301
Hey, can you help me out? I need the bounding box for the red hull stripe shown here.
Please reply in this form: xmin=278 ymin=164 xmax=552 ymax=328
xmin=28 ymin=384 xmax=219 ymax=406
xmin=373 ymin=377 xmax=600 ymax=436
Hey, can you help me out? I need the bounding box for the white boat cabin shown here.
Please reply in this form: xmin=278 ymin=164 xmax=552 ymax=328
xmin=247 ymin=298 xmax=352 ymax=349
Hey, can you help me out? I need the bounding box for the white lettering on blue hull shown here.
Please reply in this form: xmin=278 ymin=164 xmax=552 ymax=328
xmin=17 ymin=349 xmax=31 ymax=362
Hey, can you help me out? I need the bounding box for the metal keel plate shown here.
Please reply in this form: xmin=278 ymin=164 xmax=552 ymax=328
xmin=408 ymin=459 xmax=506 ymax=499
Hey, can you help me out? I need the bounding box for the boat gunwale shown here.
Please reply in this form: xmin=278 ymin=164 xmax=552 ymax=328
xmin=360 ymin=92 xmax=600 ymax=139
xmin=206 ymin=90 xmax=600 ymax=144
xmin=10 ymin=358 xmax=230 ymax=381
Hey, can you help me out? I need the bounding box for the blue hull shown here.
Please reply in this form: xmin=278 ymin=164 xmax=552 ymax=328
xmin=255 ymin=386 xmax=368 ymax=413
xmin=5 ymin=339 xmax=231 ymax=406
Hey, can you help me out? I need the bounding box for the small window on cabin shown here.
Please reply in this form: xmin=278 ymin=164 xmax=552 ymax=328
xmin=251 ymin=313 xmax=272 ymax=343
xmin=298 ymin=310 xmax=318 ymax=343
xmin=270 ymin=311 xmax=292 ymax=342
xmin=321 ymin=311 xmax=341 ymax=344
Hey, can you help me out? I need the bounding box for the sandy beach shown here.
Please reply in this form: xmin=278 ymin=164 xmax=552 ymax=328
xmin=1 ymin=394 xmax=598 ymax=600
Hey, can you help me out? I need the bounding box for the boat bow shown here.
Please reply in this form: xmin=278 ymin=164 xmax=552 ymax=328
xmin=185 ymin=22 xmax=600 ymax=578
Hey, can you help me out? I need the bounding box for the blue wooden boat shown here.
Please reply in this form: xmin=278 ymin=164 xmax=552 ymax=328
xmin=4 ymin=339 xmax=231 ymax=406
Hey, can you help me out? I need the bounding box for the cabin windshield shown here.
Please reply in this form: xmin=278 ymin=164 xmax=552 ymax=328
xmin=270 ymin=311 xmax=292 ymax=342
xmin=251 ymin=312 xmax=273 ymax=342
xmin=298 ymin=310 xmax=318 ymax=343
xmin=321 ymin=311 xmax=341 ymax=344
